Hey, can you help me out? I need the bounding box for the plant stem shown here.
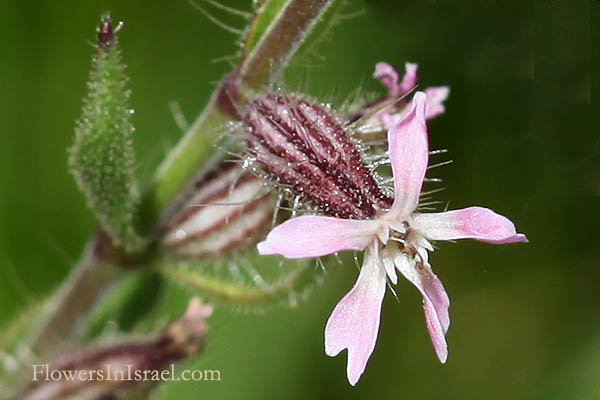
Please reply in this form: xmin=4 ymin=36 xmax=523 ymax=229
xmin=27 ymin=234 xmax=122 ymax=360
xmin=239 ymin=0 xmax=333 ymax=89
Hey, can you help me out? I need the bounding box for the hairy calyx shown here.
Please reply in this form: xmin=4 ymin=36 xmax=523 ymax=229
xmin=243 ymin=94 xmax=392 ymax=219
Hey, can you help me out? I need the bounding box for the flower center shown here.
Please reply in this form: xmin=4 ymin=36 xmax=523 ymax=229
xmin=384 ymin=220 xmax=432 ymax=270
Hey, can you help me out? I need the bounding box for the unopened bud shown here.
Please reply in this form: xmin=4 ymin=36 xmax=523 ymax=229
xmin=162 ymin=163 xmax=276 ymax=258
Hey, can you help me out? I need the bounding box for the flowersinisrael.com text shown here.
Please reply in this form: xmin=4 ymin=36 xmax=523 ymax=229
xmin=32 ymin=364 xmax=221 ymax=382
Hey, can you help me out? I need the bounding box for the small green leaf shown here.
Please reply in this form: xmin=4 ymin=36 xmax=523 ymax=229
xmin=69 ymin=15 xmax=144 ymax=252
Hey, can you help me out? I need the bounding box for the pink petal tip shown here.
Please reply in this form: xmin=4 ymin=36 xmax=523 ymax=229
xmin=324 ymin=249 xmax=387 ymax=385
xmin=424 ymin=86 xmax=450 ymax=119
xmin=400 ymin=62 xmax=418 ymax=94
xmin=374 ymin=62 xmax=400 ymax=97
xmin=413 ymin=207 xmax=528 ymax=245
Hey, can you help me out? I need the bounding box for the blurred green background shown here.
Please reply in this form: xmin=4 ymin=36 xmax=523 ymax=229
xmin=0 ymin=0 xmax=597 ymax=399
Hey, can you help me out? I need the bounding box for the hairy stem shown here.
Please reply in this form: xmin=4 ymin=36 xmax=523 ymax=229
xmin=239 ymin=0 xmax=335 ymax=89
xmin=27 ymin=234 xmax=123 ymax=360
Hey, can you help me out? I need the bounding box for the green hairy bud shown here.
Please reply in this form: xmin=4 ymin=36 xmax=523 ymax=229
xmin=69 ymin=14 xmax=144 ymax=252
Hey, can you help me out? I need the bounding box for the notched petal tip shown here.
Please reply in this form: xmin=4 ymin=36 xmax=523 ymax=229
xmin=400 ymin=62 xmax=418 ymax=94
xmin=374 ymin=62 xmax=400 ymax=96
xmin=324 ymin=249 xmax=387 ymax=386
xmin=373 ymin=62 xmax=424 ymax=100
xmin=424 ymin=86 xmax=450 ymax=119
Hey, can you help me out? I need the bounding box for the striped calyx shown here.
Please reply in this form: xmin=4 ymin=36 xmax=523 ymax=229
xmin=162 ymin=162 xmax=275 ymax=258
xmin=244 ymin=94 xmax=392 ymax=220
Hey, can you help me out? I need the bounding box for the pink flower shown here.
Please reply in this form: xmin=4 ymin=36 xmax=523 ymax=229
xmin=257 ymin=92 xmax=527 ymax=385
xmin=374 ymin=61 xmax=450 ymax=119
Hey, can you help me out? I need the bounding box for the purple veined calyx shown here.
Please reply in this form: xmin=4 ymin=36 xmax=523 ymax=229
xmin=162 ymin=162 xmax=276 ymax=258
xmin=242 ymin=92 xmax=394 ymax=220
xmin=240 ymin=61 xmax=450 ymax=219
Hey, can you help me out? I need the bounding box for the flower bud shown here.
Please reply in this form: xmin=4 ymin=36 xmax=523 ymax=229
xmin=69 ymin=15 xmax=143 ymax=252
xmin=162 ymin=162 xmax=276 ymax=258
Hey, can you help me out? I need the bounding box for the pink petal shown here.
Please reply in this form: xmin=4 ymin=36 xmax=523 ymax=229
xmin=325 ymin=247 xmax=387 ymax=385
xmin=257 ymin=216 xmax=378 ymax=259
xmin=373 ymin=62 xmax=419 ymax=99
xmin=383 ymin=91 xmax=429 ymax=219
xmin=424 ymin=86 xmax=450 ymax=119
xmin=412 ymin=207 xmax=528 ymax=244
xmin=400 ymin=62 xmax=418 ymax=94
xmin=373 ymin=62 xmax=400 ymax=97
xmin=395 ymin=255 xmax=450 ymax=363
